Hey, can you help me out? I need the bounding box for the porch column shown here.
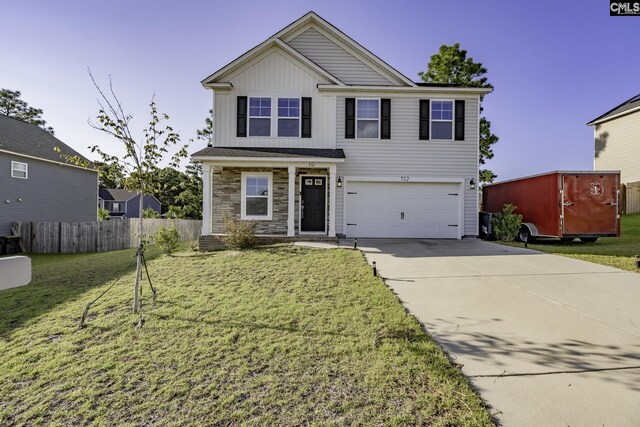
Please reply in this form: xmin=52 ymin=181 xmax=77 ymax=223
xmin=329 ymin=164 xmax=337 ymax=237
xmin=287 ymin=165 xmax=296 ymax=237
xmin=202 ymin=163 xmax=211 ymax=235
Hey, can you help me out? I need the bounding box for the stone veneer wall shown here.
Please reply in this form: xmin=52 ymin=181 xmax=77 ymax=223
xmin=211 ymin=167 xmax=331 ymax=236
xmin=212 ymin=167 xmax=289 ymax=235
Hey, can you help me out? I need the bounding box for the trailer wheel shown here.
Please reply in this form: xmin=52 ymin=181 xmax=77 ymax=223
xmin=560 ymin=237 xmax=575 ymax=243
xmin=517 ymin=226 xmax=533 ymax=243
xmin=580 ymin=237 xmax=598 ymax=243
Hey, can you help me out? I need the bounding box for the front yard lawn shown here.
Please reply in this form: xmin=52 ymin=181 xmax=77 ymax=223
xmin=0 ymin=245 xmax=492 ymax=426
xmin=510 ymin=213 xmax=640 ymax=272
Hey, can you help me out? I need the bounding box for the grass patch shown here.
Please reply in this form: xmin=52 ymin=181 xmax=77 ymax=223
xmin=0 ymin=244 xmax=492 ymax=426
xmin=504 ymin=213 xmax=640 ymax=272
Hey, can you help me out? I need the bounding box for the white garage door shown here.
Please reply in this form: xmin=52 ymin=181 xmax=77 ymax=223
xmin=345 ymin=181 xmax=461 ymax=238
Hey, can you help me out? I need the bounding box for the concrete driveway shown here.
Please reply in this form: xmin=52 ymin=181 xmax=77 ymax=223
xmin=355 ymin=239 xmax=640 ymax=426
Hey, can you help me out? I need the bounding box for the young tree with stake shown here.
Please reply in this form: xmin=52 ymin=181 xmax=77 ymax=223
xmin=87 ymin=71 xmax=188 ymax=313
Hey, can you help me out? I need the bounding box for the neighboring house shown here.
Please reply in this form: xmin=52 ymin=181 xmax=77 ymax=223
xmin=0 ymin=115 xmax=98 ymax=235
xmin=98 ymin=189 xmax=161 ymax=218
xmin=192 ymin=11 xmax=490 ymax=246
xmin=587 ymin=93 xmax=640 ymax=184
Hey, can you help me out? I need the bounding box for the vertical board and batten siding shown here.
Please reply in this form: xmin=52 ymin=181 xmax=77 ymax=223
xmin=594 ymin=111 xmax=640 ymax=184
xmin=0 ymin=152 xmax=97 ymax=235
xmin=215 ymin=48 xmax=335 ymax=148
xmin=286 ymin=27 xmax=395 ymax=86
xmin=334 ymin=95 xmax=480 ymax=236
xmin=13 ymin=219 xmax=202 ymax=253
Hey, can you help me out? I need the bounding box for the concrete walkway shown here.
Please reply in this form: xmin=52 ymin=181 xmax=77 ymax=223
xmin=354 ymin=239 xmax=640 ymax=426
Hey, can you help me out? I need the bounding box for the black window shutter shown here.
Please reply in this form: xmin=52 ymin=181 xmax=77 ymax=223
xmin=301 ymin=97 xmax=312 ymax=138
xmin=381 ymin=98 xmax=391 ymax=139
xmin=237 ymin=96 xmax=247 ymax=137
xmin=455 ymin=100 xmax=465 ymax=141
xmin=345 ymin=98 xmax=355 ymax=139
xmin=419 ymin=99 xmax=430 ymax=140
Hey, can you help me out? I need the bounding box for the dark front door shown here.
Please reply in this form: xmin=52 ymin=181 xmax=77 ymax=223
xmin=301 ymin=177 xmax=326 ymax=232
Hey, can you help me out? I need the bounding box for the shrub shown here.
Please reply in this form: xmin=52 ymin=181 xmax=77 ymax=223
xmin=143 ymin=208 xmax=161 ymax=218
xmin=223 ymin=214 xmax=257 ymax=250
xmin=491 ymin=204 xmax=522 ymax=242
xmin=154 ymin=224 xmax=180 ymax=254
xmin=98 ymin=208 xmax=110 ymax=221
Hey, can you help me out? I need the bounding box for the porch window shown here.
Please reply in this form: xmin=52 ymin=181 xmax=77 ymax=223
xmin=430 ymin=100 xmax=453 ymax=140
xmin=241 ymin=172 xmax=273 ymax=220
xmin=277 ymin=98 xmax=300 ymax=137
xmin=248 ymin=97 xmax=271 ymax=137
xmin=11 ymin=161 xmax=28 ymax=179
xmin=356 ymin=98 xmax=379 ymax=138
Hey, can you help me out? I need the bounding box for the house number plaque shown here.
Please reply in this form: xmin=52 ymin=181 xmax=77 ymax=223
xmin=400 ymin=176 xmax=410 ymax=182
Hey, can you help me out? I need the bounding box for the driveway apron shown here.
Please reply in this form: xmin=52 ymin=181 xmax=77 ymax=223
xmin=353 ymin=239 xmax=640 ymax=426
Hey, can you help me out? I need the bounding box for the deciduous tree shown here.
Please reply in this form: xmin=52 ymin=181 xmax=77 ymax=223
xmin=87 ymin=71 xmax=188 ymax=313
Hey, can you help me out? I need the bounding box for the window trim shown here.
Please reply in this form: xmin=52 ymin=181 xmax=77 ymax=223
xmin=247 ymin=95 xmax=302 ymax=139
xmin=277 ymin=97 xmax=302 ymax=138
xmin=11 ymin=161 xmax=28 ymax=179
xmin=355 ymin=97 xmax=381 ymax=139
xmin=241 ymin=171 xmax=273 ymax=220
xmin=247 ymin=96 xmax=272 ymax=137
xmin=430 ymin=99 xmax=455 ymax=141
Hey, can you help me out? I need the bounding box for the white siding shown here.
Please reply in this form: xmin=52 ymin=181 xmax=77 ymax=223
xmin=287 ymin=28 xmax=395 ymax=86
xmin=594 ymin=111 xmax=640 ymax=183
xmin=215 ymin=48 xmax=335 ymax=148
xmin=334 ymin=95 xmax=480 ymax=237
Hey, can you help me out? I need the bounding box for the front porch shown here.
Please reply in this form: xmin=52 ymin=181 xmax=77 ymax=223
xmin=194 ymin=147 xmax=346 ymax=247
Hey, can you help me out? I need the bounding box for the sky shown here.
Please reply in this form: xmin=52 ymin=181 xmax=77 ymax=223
xmin=2 ymin=0 xmax=639 ymax=181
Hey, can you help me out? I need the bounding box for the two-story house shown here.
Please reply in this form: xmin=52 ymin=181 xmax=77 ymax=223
xmin=193 ymin=12 xmax=491 ymax=249
xmin=0 ymin=115 xmax=98 ymax=235
xmin=588 ymin=93 xmax=640 ymax=184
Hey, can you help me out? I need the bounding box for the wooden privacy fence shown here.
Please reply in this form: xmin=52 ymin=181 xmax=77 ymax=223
xmin=623 ymin=181 xmax=640 ymax=214
xmin=12 ymin=219 xmax=202 ymax=254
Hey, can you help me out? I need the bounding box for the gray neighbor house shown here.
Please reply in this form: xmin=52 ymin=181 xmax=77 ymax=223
xmin=0 ymin=115 xmax=98 ymax=235
xmin=98 ymin=188 xmax=161 ymax=218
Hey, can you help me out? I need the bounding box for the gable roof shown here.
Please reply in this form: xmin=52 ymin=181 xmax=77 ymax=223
xmin=202 ymin=11 xmax=416 ymax=88
xmin=99 ymin=188 xmax=137 ymax=201
xmin=0 ymin=114 xmax=91 ymax=166
xmin=587 ymin=92 xmax=640 ymax=126
xmin=99 ymin=188 xmax=161 ymax=206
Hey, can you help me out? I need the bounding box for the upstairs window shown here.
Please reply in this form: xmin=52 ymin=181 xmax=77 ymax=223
xmin=11 ymin=161 xmax=28 ymax=179
xmin=277 ymin=98 xmax=300 ymax=137
xmin=248 ymin=97 xmax=271 ymax=137
xmin=431 ymin=100 xmax=453 ymax=140
xmin=356 ymin=99 xmax=379 ymax=138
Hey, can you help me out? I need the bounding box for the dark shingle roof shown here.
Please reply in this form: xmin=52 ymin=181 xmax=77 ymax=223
xmin=191 ymin=146 xmax=346 ymax=159
xmin=99 ymin=188 xmax=138 ymax=201
xmin=587 ymin=93 xmax=640 ymax=125
xmin=0 ymin=115 xmax=90 ymax=164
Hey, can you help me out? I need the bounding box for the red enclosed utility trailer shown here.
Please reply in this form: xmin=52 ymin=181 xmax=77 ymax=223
xmin=482 ymin=170 xmax=621 ymax=243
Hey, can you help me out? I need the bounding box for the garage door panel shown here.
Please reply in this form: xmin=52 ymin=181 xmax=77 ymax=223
xmin=346 ymin=181 xmax=460 ymax=239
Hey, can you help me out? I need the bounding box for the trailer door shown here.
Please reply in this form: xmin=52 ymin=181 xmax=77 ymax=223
xmin=561 ymin=174 xmax=618 ymax=235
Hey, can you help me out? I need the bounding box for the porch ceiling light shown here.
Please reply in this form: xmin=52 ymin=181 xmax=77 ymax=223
xmin=337 ymin=177 xmax=343 ymax=188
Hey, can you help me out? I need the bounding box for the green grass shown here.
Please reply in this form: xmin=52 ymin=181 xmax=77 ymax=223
xmin=0 ymin=244 xmax=493 ymax=426
xmin=507 ymin=213 xmax=640 ymax=272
